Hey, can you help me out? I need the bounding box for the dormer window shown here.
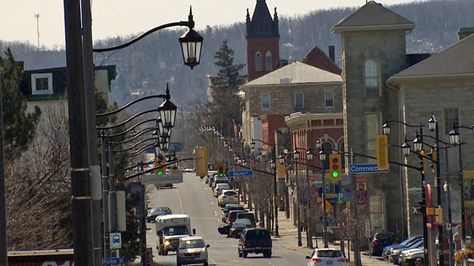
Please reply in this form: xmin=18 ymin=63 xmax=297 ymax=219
xmin=265 ymin=51 xmax=272 ymax=71
xmin=31 ymin=73 xmax=53 ymax=95
xmin=255 ymin=51 xmax=262 ymax=72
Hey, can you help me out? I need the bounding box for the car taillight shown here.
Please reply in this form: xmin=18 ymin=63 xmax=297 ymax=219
xmin=312 ymin=258 xmax=321 ymax=263
xmin=337 ymin=258 xmax=346 ymax=262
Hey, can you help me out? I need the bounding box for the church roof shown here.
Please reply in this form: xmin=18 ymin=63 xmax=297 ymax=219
xmin=246 ymin=0 xmax=279 ymax=38
xmin=388 ymin=34 xmax=474 ymax=84
xmin=332 ymin=1 xmax=414 ymax=33
xmin=242 ymin=61 xmax=341 ymax=87
xmin=302 ymin=46 xmax=341 ymax=75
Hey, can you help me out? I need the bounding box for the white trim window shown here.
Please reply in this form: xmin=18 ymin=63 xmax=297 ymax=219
xmin=324 ymin=91 xmax=334 ymax=108
xmin=364 ymin=59 xmax=381 ymax=97
xmin=366 ymin=113 xmax=380 ymax=162
xmin=294 ymin=91 xmax=304 ymax=109
xmin=31 ymin=73 xmax=53 ymax=95
xmin=261 ymin=93 xmax=270 ymax=110
xmin=255 ymin=51 xmax=262 ymax=72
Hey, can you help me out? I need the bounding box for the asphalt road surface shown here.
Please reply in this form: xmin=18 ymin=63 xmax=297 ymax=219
xmin=145 ymin=172 xmax=308 ymax=266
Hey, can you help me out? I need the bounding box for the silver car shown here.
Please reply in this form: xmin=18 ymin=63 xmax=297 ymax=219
xmin=176 ymin=236 xmax=209 ymax=266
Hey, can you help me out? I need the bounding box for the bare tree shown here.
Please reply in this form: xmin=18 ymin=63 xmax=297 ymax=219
xmin=7 ymin=102 xmax=72 ymax=250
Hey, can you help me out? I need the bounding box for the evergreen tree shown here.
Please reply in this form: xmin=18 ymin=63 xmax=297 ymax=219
xmin=0 ymin=48 xmax=41 ymax=162
xmin=208 ymin=40 xmax=246 ymax=136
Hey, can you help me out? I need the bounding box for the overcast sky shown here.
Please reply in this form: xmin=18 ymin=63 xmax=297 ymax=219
xmin=1 ymin=0 xmax=419 ymax=49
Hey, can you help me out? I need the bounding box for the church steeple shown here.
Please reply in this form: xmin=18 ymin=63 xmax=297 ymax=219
xmin=245 ymin=0 xmax=280 ymax=81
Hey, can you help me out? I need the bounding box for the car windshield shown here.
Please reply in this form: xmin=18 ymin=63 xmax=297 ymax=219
xmin=224 ymin=191 xmax=237 ymax=196
xmin=317 ymin=250 xmax=342 ymax=257
xmin=232 ymin=219 xmax=251 ymax=228
xmin=163 ymin=226 xmax=189 ymax=236
xmin=151 ymin=207 xmax=171 ymax=215
xmin=179 ymin=239 xmax=204 ymax=249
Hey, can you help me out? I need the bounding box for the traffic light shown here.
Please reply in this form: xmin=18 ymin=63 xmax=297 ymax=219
xmin=430 ymin=148 xmax=437 ymax=174
xmin=218 ymin=163 xmax=225 ymax=177
xmin=155 ymin=159 xmax=166 ymax=176
xmin=419 ymin=150 xmax=427 ymax=174
xmin=376 ymin=134 xmax=389 ymax=170
xmin=329 ymin=153 xmax=342 ymax=182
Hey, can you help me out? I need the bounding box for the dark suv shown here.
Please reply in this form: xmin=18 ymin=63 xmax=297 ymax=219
xmin=369 ymin=232 xmax=397 ymax=256
xmin=238 ymin=228 xmax=272 ymax=258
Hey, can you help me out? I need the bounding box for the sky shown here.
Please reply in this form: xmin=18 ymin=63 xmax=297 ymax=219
xmin=1 ymin=0 xmax=419 ymax=49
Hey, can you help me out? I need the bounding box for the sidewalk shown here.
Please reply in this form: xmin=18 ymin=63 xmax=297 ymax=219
xmin=267 ymin=209 xmax=388 ymax=266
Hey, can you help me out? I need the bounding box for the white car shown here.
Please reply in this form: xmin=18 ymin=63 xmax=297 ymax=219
xmin=218 ymin=190 xmax=238 ymax=206
xmin=306 ymin=248 xmax=347 ymax=266
xmin=213 ymin=183 xmax=230 ymax=197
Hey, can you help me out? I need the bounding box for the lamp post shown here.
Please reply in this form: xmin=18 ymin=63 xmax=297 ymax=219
xmin=293 ymin=149 xmax=302 ymax=247
xmin=428 ymin=114 xmax=444 ymax=265
xmin=306 ymin=149 xmax=314 ymax=248
xmin=448 ymin=123 xmax=474 ymax=243
xmin=318 ymin=149 xmax=329 ymax=248
xmin=251 ymin=139 xmax=280 ymax=237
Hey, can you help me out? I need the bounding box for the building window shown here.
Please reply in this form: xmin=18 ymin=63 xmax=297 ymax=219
xmin=325 ymin=91 xmax=334 ymax=108
xmin=31 ymin=73 xmax=53 ymax=95
xmin=444 ymin=108 xmax=459 ymax=134
xmin=261 ymin=93 xmax=270 ymax=110
xmin=364 ymin=59 xmax=380 ymax=97
xmin=369 ymin=193 xmax=385 ymax=232
xmin=321 ymin=142 xmax=333 ymax=169
xmin=366 ymin=113 xmax=380 ymax=162
xmin=294 ymin=92 xmax=304 ymax=109
xmin=265 ymin=51 xmax=272 ymax=71
xmin=255 ymin=51 xmax=262 ymax=72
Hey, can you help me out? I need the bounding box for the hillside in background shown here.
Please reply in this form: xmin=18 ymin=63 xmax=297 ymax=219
xmin=1 ymin=0 xmax=473 ymax=112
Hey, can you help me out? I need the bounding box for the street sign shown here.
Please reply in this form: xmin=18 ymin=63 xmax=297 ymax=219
xmin=110 ymin=232 xmax=122 ymax=249
xmin=336 ymin=193 xmax=344 ymax=202
xmin=349 ymin=163 xmax=390 ymax=174
xmin=228 ymin=170 xmax=254 ymax=177
xmin=104 ymin=257 xmax=125 ymax=265
xmin=141 ymin=173 xmax=183 ymax=185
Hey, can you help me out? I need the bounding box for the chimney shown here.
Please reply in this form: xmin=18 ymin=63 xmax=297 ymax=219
xmin=458 ymin=27 xmax=474 ymax=40
xmin=328 ymin=45 xmax=335 ymax=62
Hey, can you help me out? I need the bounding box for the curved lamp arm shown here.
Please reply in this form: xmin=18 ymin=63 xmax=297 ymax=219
xmin=111 ymin=127 xmax=156 ymax=145
xmin=96 ymin=94 xmax=168 ymax=118
xmin=127 ymin=142 xmax=158 ymax=158
xmin=101 ymin=118 xmax=156 ymax=139
xmin=97 ymin=109 xmax=157 ymax=130
xmin=384 ymin=120 xmax=423 ymax=128
xmin=113 ymin=137 xmax=158 ymax=153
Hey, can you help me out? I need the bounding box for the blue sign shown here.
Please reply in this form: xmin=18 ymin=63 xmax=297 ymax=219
xmin=104 ymin=257 xmax=125 ymax=265
xmin=349 ymin=163 xmax=390 ymax=174
xmin=228 ymin=170 xmax=254 ymax=177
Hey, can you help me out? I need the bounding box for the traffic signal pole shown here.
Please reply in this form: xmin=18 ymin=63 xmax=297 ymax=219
xmin=321 ymin=159 xmax=328 ymax=248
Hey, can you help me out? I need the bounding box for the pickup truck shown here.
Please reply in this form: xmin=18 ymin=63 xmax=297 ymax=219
xmin=238 ymin=228 xmax=272 ymax=258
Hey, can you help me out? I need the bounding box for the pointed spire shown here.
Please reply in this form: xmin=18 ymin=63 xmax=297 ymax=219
xmin=246 ymin=8 xmax=250 ymax=23
xmin=273 ymin=7 xmax=278 ymax=22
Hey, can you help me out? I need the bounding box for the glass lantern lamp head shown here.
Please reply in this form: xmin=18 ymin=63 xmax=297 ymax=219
xmin=270 ymin=160 xmax=276 ymax=169
xmin=382 ymin=122 xmax=391 ymax=135
xmin=315 ymin=139 xmax=322 ymax=150
xmin=428 ymin=114 xmax=437 ymax=132
xmin=319 ymin=150 xmax=326 ymax=161
xmin=413 ymin=134 xmax=423 ymax=152
xmin=449 ymin=126 xmax=460 ymax=145
xmin=401 ymin=140 xmax=411 ymax=157
xmin=293 ymin=150 xmax=300 ymax=160
xmin=306 ymin=149 xmax=313 ymax=161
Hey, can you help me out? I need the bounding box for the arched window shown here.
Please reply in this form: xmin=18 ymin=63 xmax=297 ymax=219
xmin=364 ymin=59 xmax=381 ymax=97
xmin=321 ymin=142 xmax=333 ymax=169
xmin=255 ymin=51 xmax=262 ymax=72
xmin=265 ymin=51 xmax=273 ymax=71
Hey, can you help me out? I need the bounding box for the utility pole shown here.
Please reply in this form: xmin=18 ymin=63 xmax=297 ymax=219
xmin=64 ymin=0 xmax=95 ymax=264
xmin=350 ymin=149 xmax=361 ymax=266
xmin=0 ymin=73 xmax=7 ymax=265
xmin=34 ymin=13 xmax=40 ymax=48
xmin=80 ymin=0 xmax=103 ymax=264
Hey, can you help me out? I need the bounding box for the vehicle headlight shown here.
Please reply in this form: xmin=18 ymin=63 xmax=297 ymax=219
xmin=164 ymin=240 xmax=171 ymax=246
xmin=393 ymin=250 xmax=401 ymax=255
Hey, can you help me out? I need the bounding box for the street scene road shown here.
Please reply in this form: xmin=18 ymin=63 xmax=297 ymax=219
xmin=146 ymin=172 xmax=310 ymax=266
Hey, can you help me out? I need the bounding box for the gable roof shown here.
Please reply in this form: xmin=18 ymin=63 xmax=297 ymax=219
xmin=302 ymin=46 xmax=341 ymax=75
xmin=241 ymin=61 xmax=341 ymax=87
xmin=332 ymin=1 xmax=414 ymax=33
xmin=388 ymin=34 xmax=474 ymax=84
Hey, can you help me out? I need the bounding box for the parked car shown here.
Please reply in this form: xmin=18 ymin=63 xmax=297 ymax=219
xmin=398 ymin=247 xmax=424 ymax=266
xmin=176 ymin=236 xmax=209 ymax=266
xmin=205 ymin=171 xmax=217 ymax=184
xmin=221 ymin=204 xmax=245 ymax=222
xmin=383 ymin=235 xmax=422 ymax=261
xmin=146 ymin=206 xmax=172 ymax=223
xmin=227 ymin=210 xmax=246 ymax=225
xmin=228 ymin=218 xmax=253 ymax=238
xmin=214 ymin=183 xmax=230 ymax=197
xmin=369 ymin=232 xmax=397 ymax=256
xmin=236 ymin=212 xmax=256 ymax=227
xmin=390 ymin=238 xmax=423 ymax=264
xmin=305 ymin=248 xmax=347 ymax=266
xmin=218 ymin=190 xmax=238 ymax=206
xmin=238 ymin=228 xmax=272 ymax=258
xmin=212 ymin=176 xmax=229 ymax=189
